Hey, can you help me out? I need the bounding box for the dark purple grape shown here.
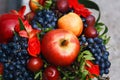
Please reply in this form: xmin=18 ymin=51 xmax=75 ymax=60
xmin=94 ymin=60 xmax=99 ymax=65
xmin=104 ymin=69 xmax=109 ymax=74
xmin=0 ymin=35 xmax=34 ymax=80
xmin=103 ymin=54 xmax=108 ymax=60
xmin=100 ymin=69 xmax=104 ymax=76
xmin=94 ymin=37 xmax=103 ymax=44
xmin=104 ymin=51 xmax=109 ymax=56
xmin=96 ymin=56 xmax=101 ymax=61
xmin=105 ymin=61 xmax=111 ymax=68
xmin=85 ymin=15 xmax=96 ymax=26
xmin=56 ymin=0 xmax=69 ymax=13
xmin=87 ymin=38 xmax=94 ymax=44
xmin=31 ymin=9 xmax=58 ymax=30
xmin=100 ymin=63 xmax=105 ymax=69
xmin=84 ymin=26 xmax=98 ymax=38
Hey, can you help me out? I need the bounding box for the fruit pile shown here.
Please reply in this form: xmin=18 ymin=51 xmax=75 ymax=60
xmin=0 ymin=0 xmax=111 ymax=80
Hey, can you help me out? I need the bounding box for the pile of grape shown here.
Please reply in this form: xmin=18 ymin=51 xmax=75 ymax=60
xmin=80 ymin=36 xmax=111 ymax=76
xmin=31 ymin=9 xmax=58 ymax=30
xmin=0 ymin=35 xmax=34 ymax=80
xmin=80 ymin=14 xmax=111 ymax=76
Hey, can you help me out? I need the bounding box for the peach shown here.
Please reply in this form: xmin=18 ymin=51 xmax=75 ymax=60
xmin=58 ymin=12 xmax=83 ymax=37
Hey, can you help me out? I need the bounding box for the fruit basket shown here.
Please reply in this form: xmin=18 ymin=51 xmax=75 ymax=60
xmin=0 ymin=0 xmax=111 ymax=80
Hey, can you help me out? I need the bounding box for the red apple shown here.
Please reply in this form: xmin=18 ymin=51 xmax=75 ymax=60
xmin=42 ymin=66 xmax=61 ymax=80
xmin=0 ymin=6 xmax=26 ymax=43
xmin=41 ymin=29 xmax=80 ymax=66
xmin=27 ymin=57 xmax=43 ymax=72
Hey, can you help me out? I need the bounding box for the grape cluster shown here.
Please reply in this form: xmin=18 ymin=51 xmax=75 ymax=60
xmin=0 ymin=35 xmax=34 ymax=80
xmin=31 ymin=9 xmax=58 ymax=30
xmin=80 ymin=36 xmax=111 ymax=76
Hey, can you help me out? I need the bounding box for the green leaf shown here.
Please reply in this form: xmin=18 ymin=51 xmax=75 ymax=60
xmin=78 ymin=50 xmax=94 ymax=62
xmin=82 ymin=50 xmax=92 ymax=56
xmin=79 ymin=59 xmax=86 ymax=71
xmin=0 ymin=75 xmax=3 ymax=80
xmin=36 ymin=22 xmax=42 ymax=28
xmin=44 ymin=0 xmax=52 ymax=9
xmin=79 ymin=0 xmax=101 ymax=22
xmin=95 ymin=22 xmax=110 ymax=44
xmin=95 ymin=23 xmax=107 ymax=35
xmin=34 ymin=71 xmax=42 ymax=80
xmin=101 ymin=25 xmax=108 ymax=36
xmin=81 ymin=70 xmax=88 ymax=80
xmin=18 ymin=18 xmax=25 ymax=30
xmin=95 ymin=23 xmax=104 ymax=33
xmin=100 ymin=34 xmax=110 ymax=45
xmin=84 ymin=55 xmax=95 ymax=60
xmin=77 ymin=52 xmax=84 ymax=62
xmin=79 ymin=0 xmax=99 ymax=10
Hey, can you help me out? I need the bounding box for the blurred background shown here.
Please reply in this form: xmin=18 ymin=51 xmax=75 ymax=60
xmin=0 ymin=0 xmax=120 ymax=79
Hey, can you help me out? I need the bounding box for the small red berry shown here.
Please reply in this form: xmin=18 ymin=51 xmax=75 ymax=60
xmin=42 ymin=66 xmax=61 ymax=80
xmin=27 ymin=57 xmax=43 ymax=72
xmin=84 ymin=26 xmax=98 ymax=38
xmin=56 ymin=0 xmax=69 ymax=13
xmin=39 ymin=0 xmax=46 ymax=6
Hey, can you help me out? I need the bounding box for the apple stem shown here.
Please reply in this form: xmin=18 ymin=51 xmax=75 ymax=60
xmin=61 ymin=40 xmax=68 ymax=46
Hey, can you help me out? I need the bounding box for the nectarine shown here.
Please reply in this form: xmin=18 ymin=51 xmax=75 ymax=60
xmin=58 ymin=12 xmax=83 ymax=37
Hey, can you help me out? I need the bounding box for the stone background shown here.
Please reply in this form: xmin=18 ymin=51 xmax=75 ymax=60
xmin=0 ymin=0 xmax=120 ymax=79
xmin=94 ymin=0 xmax=120 ymax=79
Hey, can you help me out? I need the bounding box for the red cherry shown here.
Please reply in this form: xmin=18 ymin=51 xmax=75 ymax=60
xmin=86 ymin=15 xmax=96 ymax=26
xmin=56 ymin=0 xmax=69 ymax=13
xmin=84 ymin=26 xmax=98 ymax=38
xmin=42 ymin=66 xmax=61 ymax=80
xmin=39 ymin=0 xmax=45 ymax=6
xmin=0 ymin=62 xmax=4 ymax=75
xmin=27 ymin=57 xmax=43 ymax=72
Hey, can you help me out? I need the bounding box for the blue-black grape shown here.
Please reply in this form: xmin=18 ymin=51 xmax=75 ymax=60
xmin=0 ymin=35 xmax=34 ymax=80
xmin=31 ymin=9 xmax=58 ymax=30
xmin=80 ymin=36 xmax=111 ymax=76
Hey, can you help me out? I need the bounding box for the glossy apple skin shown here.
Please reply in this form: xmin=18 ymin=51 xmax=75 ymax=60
xmin=42 ymin=66 xmax=61 ymax=80
xmin=84 ymin=26 xmax=98 ymax=38
xmin=27 ymin=57 xmax=43 ymax=72
xmin=0 ymin=14 xmax=19 ymax=43
xmin=41 ymin=29 xmax=80 ymax=66
xmin=0 ymin=62 xmax=4 ymax=75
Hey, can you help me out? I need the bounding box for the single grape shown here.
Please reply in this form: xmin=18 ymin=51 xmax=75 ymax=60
xmin=56 ymin=0 xmax=69 ymax=13
xmin=84 ymin=26 xmax=98 ymax=38
xmin=85 ymin=15 xmax=96 ymax=26
xmin=104 ymin=69 xmax=109 ymax=74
